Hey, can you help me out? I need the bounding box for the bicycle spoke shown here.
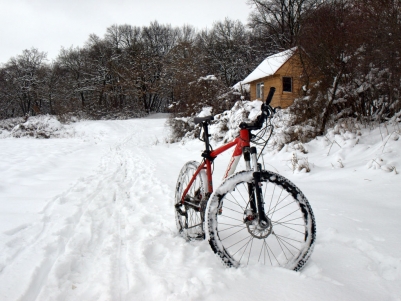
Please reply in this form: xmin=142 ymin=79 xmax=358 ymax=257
xmin=220 ymin=215 xmax=243 ymax=222
xmin=258 ymin=239 xmax=264 ymax=263
xmin=266 ymin=240 xmax=280 ymax=266
xmin=189 ymin=209 xmax=196 ymax=224
xmin=274 ymin=234 xmax=289 ymax=261
xmin=187 ymin=222 xmax=203 ymax=230
xmin=220 ymin=227 xmax=247 ymax=241
xmin=268 ymin=184 xmax=276 ymax=213
xmin=223 ymin=206 xmax=243 ymax=215
xmin=274 ymin=234 xmax=301 ymax=252
xmin=247 ymin=237 xmax=255 ymax=265
xmin=226 ymin=235 xmax=251 ymax=250
xmin=270 ymin=200 xmax=297 ymax=216
xmin=274 ymin=234 xmax=295 ymax=257
xmin=235 ymin=184 xmax=249 ymax=206
xmin=267 ymin=188 xmax=274 ymax=214
xmin=218 ymin=224 xmax=246 ymax=233
xmin=268 ymin=191 xmax=290 ymax=217
xmin=264 ymin=239 xmax=273 ymax=266
xmin=273 ymin=220 xmax=304 ymax=227
xmin=238 ymin=237 xmax=253 ymax=264
xmin=275 ymin=234 xmax=304 ymax=244
xmin=273 ymin=222 xmax=305 ymax=235
xmin=230 ymin=190 xmax=244 ymax=205
xmin=225 ymin=197 xmax=245 ymax=211
xmin=219 ymin=222 xmax=245 ymax=227
xmin=273 ymin=222 xmax=304 ymax=227
xmin=273 ymin=208 xmax=302 ymax=224
xmin=274 ymin=216 xmax=303 ymax=224
xmin=263 ymin=182 xmax=269 ymax=206
xmin=269 ymin=189 xmax=285 ymax=221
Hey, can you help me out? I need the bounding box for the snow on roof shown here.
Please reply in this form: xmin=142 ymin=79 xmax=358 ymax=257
xmin=242 ymin=47 xmax=297 ymax=84
xmin=232 ymin=81 xmax=250 ymax=92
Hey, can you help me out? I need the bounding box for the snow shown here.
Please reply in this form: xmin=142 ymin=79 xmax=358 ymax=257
xmin=242 ymin=47 xmax=297 ymax=84
xmin=232 ymin=81 xmax=250 ymax=92
xmin=0 ymin=113 xmax=400 ymax=300
xmin=197 ymin=107 xmax=213 ymax=117
xmin=198 ymin=75 xmax=218 ymax=82
xmin=207 ymin=99 xmax=264 ymax=142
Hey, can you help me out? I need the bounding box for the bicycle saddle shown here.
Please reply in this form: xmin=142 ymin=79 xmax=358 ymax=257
xmin=193 ymin=116 xmax=214 ymax=124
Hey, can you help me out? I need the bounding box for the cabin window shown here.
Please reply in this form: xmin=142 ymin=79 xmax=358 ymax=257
xmin=283 ymin=77 xmax=292 ymax=92
xmin=256 ymin=82 xmax=264 ymax=99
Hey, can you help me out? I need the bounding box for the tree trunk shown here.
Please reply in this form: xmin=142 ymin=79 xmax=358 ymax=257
xmin=80 ymin=92 xmax=85 ymax=107
xmin=319 ymin=73 xmax=341 ymax=135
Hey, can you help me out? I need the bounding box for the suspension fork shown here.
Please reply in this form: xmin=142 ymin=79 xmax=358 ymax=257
xmin=250 ymin=147 xmax=269 ymax=227
xmin=243 ymin=147 xmax=257 ymax=213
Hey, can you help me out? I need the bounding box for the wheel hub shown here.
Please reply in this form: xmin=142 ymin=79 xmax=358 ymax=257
xmin=244 ymin=210 xmax=272 ymax=239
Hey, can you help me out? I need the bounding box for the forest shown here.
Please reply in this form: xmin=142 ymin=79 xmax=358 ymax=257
xmin=0 ymin=17 xmax=267 ymax=120
xmin=0 ymin=0 xmax=400 ymax=138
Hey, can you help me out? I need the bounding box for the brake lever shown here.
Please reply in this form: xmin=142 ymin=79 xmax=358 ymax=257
xmin=273 ymin=106 xmax=281 ymax=113
xmin=261 ymin=104 xmax=273 ymax=117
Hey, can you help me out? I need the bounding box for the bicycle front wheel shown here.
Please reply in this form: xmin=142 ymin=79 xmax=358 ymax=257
xmin=206 ymin=170 xmax=316 ymax=271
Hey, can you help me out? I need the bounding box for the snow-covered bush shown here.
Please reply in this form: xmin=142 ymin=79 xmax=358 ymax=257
xmin=168 ymin=98 xmax=265 ymax=143
xmin=210 ymin=100 xmax=263 ymax=142
xmin=0 ymin=117 xmax=25 ymax=132
xmin=0 ymin=115 xmax=71 ymax=139
xmin=168 ymin=93 xmax=315 ymax=151
xmin=290 ymin=153 xmax=311 ymax=173
xmin=261 ymin=106 xmax=316 ymax=152
xmin=167 ymin=75 xmax=241 ymax=142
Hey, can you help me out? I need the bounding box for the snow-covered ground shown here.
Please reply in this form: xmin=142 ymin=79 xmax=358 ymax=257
xmin=0 ymin=114 xmax=400 ymax=300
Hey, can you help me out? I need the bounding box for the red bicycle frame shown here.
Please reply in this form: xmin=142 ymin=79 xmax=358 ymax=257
xmin=181 ymin=128 xmax=250 ymax=202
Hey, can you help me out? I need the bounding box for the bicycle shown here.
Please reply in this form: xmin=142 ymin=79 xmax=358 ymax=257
xmin=174 ymin=87 xmax=316 ymax=271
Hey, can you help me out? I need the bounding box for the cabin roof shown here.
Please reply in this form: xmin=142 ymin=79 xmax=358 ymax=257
xmin=242 ymin=47 xmax=297 ymax=84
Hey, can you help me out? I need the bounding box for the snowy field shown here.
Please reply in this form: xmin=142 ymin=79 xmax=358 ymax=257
xmin=0 ymin=113 xmax=400 ymax=301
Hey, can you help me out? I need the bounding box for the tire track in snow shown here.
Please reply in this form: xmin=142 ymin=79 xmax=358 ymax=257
xmin=34 ymin=130 xmax=142 ymax=300
xmin=29 ymin=118 xmax=224 ymax=301
xmin=30 ymin=120 xmax=188 ymax=301
xmin=0 ymin=163 xmax=121 ymax=301
xmin=0 ymin=122 xmax=144 ymax=301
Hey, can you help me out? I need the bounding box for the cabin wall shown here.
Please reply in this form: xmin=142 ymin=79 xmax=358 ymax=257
xmin=275 ymin=55 xmax=304 ymax=108
xmin=249 ymin=54 xmax=304 ymax=109
xmin=249 ymin=75 xmax=280 ymax=105
xmin=250 ymin=82 xmax=257 ymax=101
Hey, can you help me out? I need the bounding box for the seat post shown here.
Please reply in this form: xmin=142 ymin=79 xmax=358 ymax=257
xmin=202 ymin=122 xmax=211 ymax=152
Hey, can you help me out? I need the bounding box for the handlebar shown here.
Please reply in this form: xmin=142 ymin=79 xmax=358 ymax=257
xmin=265 ymin=87 xmax=275 ymax=106
xmin=239 ymin=87 xmax=276 ymax=131
xmin=193 ymin=87 xmax=276 ymax=133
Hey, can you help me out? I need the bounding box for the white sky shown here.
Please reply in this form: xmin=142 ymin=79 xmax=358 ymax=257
xmin=0 ymin=0 xmax=251 ymax=64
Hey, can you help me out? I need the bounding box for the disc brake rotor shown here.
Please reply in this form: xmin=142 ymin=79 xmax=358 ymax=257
xmin=244 ymin=211 xmax=273 ymax=239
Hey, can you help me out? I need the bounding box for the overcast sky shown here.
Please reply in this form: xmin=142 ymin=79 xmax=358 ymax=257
xmin=0 ymin=0 xmax=251 ymax=64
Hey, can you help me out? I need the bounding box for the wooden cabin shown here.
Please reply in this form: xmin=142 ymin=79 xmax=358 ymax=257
xmin=243 ymin=48 xmax=303 ymax=108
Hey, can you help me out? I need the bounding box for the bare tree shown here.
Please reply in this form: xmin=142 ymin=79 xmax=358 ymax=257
xmin=292 ymin=0 xmax=401 ymax=137
xmin=197 ymin=18 xmax=257 ymax=87
xmin=57 ymin=46 xmax=91 ymax=109
xmin=295 ymin=0 xmax=363 ymax=134
xmin=248 ymin=0 xmax=320 ymax=50
xmin=2 ymin=48 xmax=47 ymax=116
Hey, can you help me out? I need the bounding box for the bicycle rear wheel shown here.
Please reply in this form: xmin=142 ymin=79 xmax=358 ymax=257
xmin=206 ymin=170 xmax=316 ymax=270
xmin=175 ymin=161 xmax=208 ymax=240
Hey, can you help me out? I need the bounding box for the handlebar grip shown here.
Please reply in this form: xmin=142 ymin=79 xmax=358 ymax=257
xmin=265 ymin=87 xmax=276 ymax=105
